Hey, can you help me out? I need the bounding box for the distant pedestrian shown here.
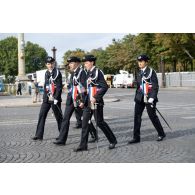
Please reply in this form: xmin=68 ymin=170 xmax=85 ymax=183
xmin=28 ymin=82 xmax=32 ymax=96
xmin=32 ymin=79 xmax=40 ymax=103
xmin=17 ymin=81 xmax=22 ymax=95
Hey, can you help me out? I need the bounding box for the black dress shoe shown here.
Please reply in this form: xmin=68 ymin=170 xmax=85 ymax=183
xmin=109 ymin=141 xmax=117 ymax=149
xmin=73 ymin=146 xmax=88 ymax=152
xmin=32 ymin=136 xmax=43 ymax=141
xmin=73 ymin=124 xmax=82 ymax=129
xmin=53 ymin=141 xmax=65 ymax=145
xmin=156 ymin=134 xmax=166 ymax=141
xmin=127 ymin=138 xmax=140 ymax=144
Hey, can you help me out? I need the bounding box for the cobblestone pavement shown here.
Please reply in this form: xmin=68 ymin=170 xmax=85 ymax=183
xmin=0 ymin=88 xmax=195 ymax=163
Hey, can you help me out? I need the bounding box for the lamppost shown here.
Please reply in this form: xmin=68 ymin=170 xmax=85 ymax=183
xmin=51 ymin=46 xmax=57 ymax=67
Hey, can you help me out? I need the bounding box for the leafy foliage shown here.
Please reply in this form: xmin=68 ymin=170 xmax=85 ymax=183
xmin=62 ymin=33 xmax=195 ymax=74
xmin=0 ymin=37 xmax=48 ymax=81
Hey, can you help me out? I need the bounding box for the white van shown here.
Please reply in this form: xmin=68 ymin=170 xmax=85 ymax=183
xmin=113 ymin=70 xmax=134 ymax=88
xmin=36 ymin=69 xmax=47 ymax=87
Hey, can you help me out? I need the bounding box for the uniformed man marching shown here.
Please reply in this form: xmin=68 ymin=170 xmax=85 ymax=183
xmin=32 ymin=56 xmax=63 ymax=140
xmin=53 ymin=56 xmax=97 ymax=145
xmin=74 ymin=54 xmax=117 ymax=152
xmin=66 ymin=72 xmax=83 ymax=129
xmin=128 ymin=54 xmax=166 ymax=144
xmin=72 ymin=80 xmax=98 ymax=143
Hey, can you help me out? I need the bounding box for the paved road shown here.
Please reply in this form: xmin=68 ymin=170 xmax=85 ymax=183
xmin=0 ymin=88 xmax=195 ymax=162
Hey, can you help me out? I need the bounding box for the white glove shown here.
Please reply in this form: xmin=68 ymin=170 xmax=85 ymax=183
xmin=54 ymin=99 xmax=58 ymax=105
xmin=148 ymin=98 xmax=154 ymax=104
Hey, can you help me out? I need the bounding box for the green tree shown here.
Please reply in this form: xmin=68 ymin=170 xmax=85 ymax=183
xmin=90 ymin=48 xmax=110 ymax=73
xmin=154 ymin=33 xmax=195 ymax=71
xmin=25 ymin=41 xmax=48 ymax=73
xmin=63 ymin=48 xmax=86 ymax=65
xmin=0 ymin=37 xmax=18 ymax=78
xmin=60 ymin=33 xmax=195 ymax=74
xmin=134 ymin=33 xmax=160 ymax=70
xmin=119 ymin=34 xmax=138 ymax=73
xmin=0 ymin=37 xmax=48 ymax=81
xmin=104 ymin=38 xmax=126 ymax=74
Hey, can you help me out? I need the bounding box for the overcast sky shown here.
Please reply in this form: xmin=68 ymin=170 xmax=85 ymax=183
xmin=0 ymin=33 xmax=128 ymax=64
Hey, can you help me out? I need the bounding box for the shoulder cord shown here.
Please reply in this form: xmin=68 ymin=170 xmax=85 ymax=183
xmin=47 ymin=69 xmax=59 ymax=97
xmin=73 ymin=68 xmax=83 ymax=85
xmin=142 ymin=68 xmax=153 ymax=84
xmin=88 ymin=68 xmax=99 ymax=86
xmin=49 ymin=68 xmax=59 ymax=83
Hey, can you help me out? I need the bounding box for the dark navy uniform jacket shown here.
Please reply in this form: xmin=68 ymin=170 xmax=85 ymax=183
xmin=85 ymin=66 xmax=108 ymax=107
xmin=66 ymin=67 xmax=87 ymax=106
xmin=134 ymin=66 xmax=159 ymax=103
xmin=43 ymin=68 xmax=62 ymax=103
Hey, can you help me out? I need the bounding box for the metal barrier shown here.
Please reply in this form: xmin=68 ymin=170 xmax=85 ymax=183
xmin=157 ymin=72 xmax=195 ymax=87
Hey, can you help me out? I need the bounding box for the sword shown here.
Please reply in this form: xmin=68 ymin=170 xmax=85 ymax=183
xmin=55 ymin=103 xmax=63 ymax=118
xmin=51 ymin=104 xmax=63 ymax=118
xmin=150 ymin=104 xmax=172 ymax=130
xmin=93 ymin=103 xmax=99 ymax=151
